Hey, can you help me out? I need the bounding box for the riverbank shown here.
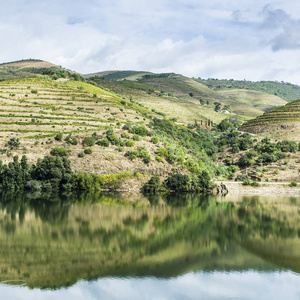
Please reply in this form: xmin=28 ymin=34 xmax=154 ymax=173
xmin=217 ymin=181 xmax=300 ymax=195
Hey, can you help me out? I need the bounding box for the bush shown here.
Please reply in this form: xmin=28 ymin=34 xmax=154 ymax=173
xmin=97 ymin=138 xmax=110 ymax=147
xmin=143 ymin=175 xmax=160 ymax=193
xmin=164 ymin=174 xmax=190 ymax=192
xmin=31 ymin=90 xmax=38 ymax=94
xmin=121 ymin=132 xmax=129 ymax=138
xmin=6 ymin=137 xmax=20 ymax=149
xmin=84 ymin=148 xmax=93 ymax=154
xmin=198 ymin=170 xmax=212 ymax=190
xmin=289 ymin=181 xmax=297 ymax=187
xmin=82 ymin=136 xmax=95 ymax=147
xmin=242 ymin=179 xmax=251 ymax=185
xmin=217 ymin=119 xmax=234 ymax=132
xmin=126 ymin=139 xmax=135 ymax=147
xmin=54 ymin=132 xmax=63 ymax=141
xmin=236 ymin=174 xmax=250 ymax=182
xmin=50 ymin=147 xmax=68 ymax=157
xmin=132 ymin=134 xmax=141 ymax=141
xmin=126 ymin=146 xmax=150 ymax=163
xmin=78 ymin=151 xmax=85 ymax=157
xmin=155 ymin=155 xmax=163 ymax=162
xmin=129 ymin=125 xmax=149 ymax=136
xmin=151 ymin=136 xmax=159 ymax=144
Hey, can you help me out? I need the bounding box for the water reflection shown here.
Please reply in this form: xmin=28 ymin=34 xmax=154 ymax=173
xmin=0 ymin=191 xmax=299 ymax=294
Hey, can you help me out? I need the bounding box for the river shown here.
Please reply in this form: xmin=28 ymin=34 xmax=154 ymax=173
xmin=0 ymin=191 xmax=299 ymax=299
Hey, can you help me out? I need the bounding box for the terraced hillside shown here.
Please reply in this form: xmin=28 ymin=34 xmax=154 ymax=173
xmin=89 ymin=76 xmax=226 ymax=125
xmin=240 ymin=99 xmax=300 ymax=140
xmin=88 ymin=71 xmax=288 ymax=120
xmin=0 ymin=76 xmax=226 ymax=184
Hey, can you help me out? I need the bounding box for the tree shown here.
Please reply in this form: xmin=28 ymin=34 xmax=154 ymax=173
xmin=217 ymin=119 xmax=234 ymax=132
xmin=143 ymin=175 xmax=161 ymax=193
xmin=214 ymin=102 xmax=222 ymax=112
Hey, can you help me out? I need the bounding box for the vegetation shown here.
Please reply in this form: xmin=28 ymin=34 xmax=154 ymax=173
xmin=197 ymin=78 xmax=300 ymax=102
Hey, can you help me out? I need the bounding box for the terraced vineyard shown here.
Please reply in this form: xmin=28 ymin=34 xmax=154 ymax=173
xmin=0 ymin=77 xmax=145 ymax=139
xmin=240 ymin=99 xmax=300 ymax=139
xmin=0 ymin=77 xmax=180 ymax=178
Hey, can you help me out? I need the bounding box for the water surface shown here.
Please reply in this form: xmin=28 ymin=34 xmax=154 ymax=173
xmin=0 ymin=191 xmax=299 ymax=299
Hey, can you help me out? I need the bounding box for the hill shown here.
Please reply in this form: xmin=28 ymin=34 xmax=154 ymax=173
xmin=0 ymin=59 xmax=60 ymax=80
xmin=197 ymin=78 xmax=300 ymax=102
xmin=88 ymin=71 xmax=288 ymax=120
xmin=240 ymin=99 xmax=300 ymax=140
xmin=0 ymin=75 xmax=229 ymax=186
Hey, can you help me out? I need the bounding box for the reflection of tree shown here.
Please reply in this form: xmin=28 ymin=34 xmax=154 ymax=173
xmin=0 ymin=192 xmax=299 ymax=288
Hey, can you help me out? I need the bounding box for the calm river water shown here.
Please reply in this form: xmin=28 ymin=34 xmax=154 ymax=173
xmin=0 ymin=191 xmax=299 ymax=299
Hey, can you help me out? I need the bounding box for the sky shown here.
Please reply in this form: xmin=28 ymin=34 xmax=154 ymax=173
xmin=2 ymin=0 xmax=300 ymax=84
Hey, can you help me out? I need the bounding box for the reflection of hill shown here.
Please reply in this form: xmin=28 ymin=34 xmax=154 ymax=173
xmin=243 ymin=239 xmax=300 ymax=274
xmin=0 ymin=192 xmax=299 ymax=289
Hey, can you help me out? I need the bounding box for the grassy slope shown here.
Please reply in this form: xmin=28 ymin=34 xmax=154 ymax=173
xmin=95 ymin=71 xmax=286 ymax=120
xmin=92 ymin=77 xmax=226 ymax=125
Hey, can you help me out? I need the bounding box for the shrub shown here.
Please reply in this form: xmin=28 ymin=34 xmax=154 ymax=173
xmin=121 ymin=132 xmax=129 ymax=138
xmin=126 ymin=139 xmax=135 ymax=147
xmin=54 ymin=132 xmax=63 ymax=141
xmin=6 ymin=137 xmax=20 ymax=149
xmin=143 ymin=175 xmax=160 ymax=193
xmin=151 ymin=136 xmax=159 ymax=144
xmin=156 ymin=147 xmax=168 ymax=157
xmin=31 ymin=90 xmax=38 ymax=94
xmin=126 ymin=146 xmax=150 ymax=163
xmin=78 ymin=151 xmax=85 ymax=157
xmin=132 ymin=134 xmax=141 ymax=141
xmin=50 ymin=147 xmax=68 ymax=157
xmin=242 ymin=179 xmax=251 ymax=185
xmin=198 ymin=170 xmax=212 ymax=190
xmin=236 ymin=174 xmax=250 ymax=182
xmin=97 ymin=138 xmax=110 ymax=147
xmin=164 ymin=174 xmax=190 ymax=192
xmin=84 ymin=148 xmax=93 ymax=154
xmin=130 ymin=125 xmax=149 ymax=136
xmin=289 ymin=181 xmax=297 ymax=187
xmin=155 ymin=155 xmax=163 ymax=162
xmin=82 ymin=136 xmax=95 ymax=147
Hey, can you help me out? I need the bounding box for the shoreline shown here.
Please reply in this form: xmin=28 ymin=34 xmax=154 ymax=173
xmin=217 ymin=181 xmax=300 ymax=195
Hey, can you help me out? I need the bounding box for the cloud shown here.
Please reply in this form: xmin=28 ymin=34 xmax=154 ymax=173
xmin=1 ymin=1 xmax=300 ymax=84
xmin=260 ymin=5 xmax=300 ymax=51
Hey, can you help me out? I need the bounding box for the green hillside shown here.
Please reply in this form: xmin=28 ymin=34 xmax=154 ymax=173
xmin=197 ymin=78 xmax=300 ymax=102
xmin=90 ymin=70 xmax=289 ymax=120
xmin=0 ymin=75 xmax=228 ymax=184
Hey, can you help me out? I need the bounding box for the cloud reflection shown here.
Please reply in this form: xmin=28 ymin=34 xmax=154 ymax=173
xmin=0 ymin=271 xmax=299 ymax=300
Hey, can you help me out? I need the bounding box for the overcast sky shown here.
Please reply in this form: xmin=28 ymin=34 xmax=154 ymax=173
xmin=2 ymin=0 xmax=300 ymax=84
